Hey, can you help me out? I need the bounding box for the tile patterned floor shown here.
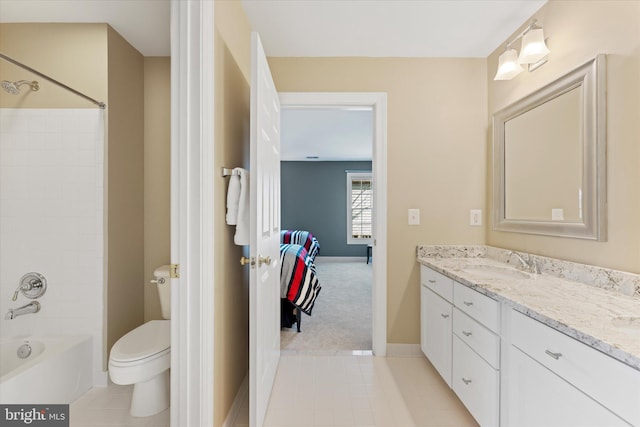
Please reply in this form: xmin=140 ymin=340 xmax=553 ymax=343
xmin=70 ymin=353 xmax=476 ymax=427
xmin=235 ymin=352 xmax=478 ymax=427
xmin=70 ymin=383 xmax=169 ymax=427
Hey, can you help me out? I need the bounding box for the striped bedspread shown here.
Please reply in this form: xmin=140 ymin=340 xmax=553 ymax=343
xmin=280 ymin=243 xmax=321 ymax=316
xmin=280 ymin=230 xmax=320 ymax=261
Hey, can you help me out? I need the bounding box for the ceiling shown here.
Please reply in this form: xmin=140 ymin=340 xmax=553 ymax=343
xmin=0 ymin=0 xmax=547 ymax=160
xmin=0 ymin=1 xmax=546 ymax=58
xmin=242 ymin=0 xmax=547 ymax=58
xmin=282 ymin=108 xmax=373 ymax=161
xmin=0 ymin=0 xmax=170 ymax=56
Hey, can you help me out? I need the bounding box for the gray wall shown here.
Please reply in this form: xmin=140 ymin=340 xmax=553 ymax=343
xmin=281 ymin=161 xmax=372 ymax=257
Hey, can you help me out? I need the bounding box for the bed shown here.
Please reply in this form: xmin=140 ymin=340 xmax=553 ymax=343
xmin=280 ymin=230 xmax=321 ymax=332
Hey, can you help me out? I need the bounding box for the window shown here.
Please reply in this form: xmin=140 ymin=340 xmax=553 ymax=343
xmin=347 ymin=172 xmax=373 ymax=244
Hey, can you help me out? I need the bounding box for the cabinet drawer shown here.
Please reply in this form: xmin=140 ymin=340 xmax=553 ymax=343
xmin=452 ymin=336 xmax=499 ymax=427
xmin=510 ymin=309 xmax=640 ymax=426
xmin=421 ymin=265 xmax=453 ymax=302
xmin=453 ymin=282 xmax=499 ymax=333
xmin=453 ymin=308 xmax=500 ymax=369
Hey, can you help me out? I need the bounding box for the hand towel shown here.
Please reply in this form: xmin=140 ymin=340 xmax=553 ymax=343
xmin=225 ymin=174 xmax=240 ymax=225
xmin=234 ymin=168 xmax=250 ymax=246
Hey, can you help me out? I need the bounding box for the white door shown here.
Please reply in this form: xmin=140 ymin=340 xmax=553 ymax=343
xmin=249 ymin=32 xmax=281 ymax=427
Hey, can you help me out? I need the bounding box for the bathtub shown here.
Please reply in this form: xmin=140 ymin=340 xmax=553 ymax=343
xmin=0 ymin=335 xmax=93 ymax=404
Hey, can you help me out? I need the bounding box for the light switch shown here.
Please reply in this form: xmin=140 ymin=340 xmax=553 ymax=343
xmin=470 ymin=209 xmax=482 ymax=226
xmin=408 ymin=209 xmax=420 ymax=225
xmin=552 ymin=208 xmax=564 ymax=221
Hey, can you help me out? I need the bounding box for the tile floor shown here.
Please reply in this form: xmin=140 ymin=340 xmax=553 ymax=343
xmin=70 ymin=353 xmax=476 ymax=427
xmin=70 ymin=382 xmax=169 ymax=427
xmin=235 ymin=351 xmax=478 ymax=427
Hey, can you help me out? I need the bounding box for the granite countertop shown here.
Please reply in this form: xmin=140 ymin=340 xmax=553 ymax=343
xmin=417 ymin=252 xmax=640 ymax=371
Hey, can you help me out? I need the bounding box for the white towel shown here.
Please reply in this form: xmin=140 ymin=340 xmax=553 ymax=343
xmin=225 ymin=174 xmax=240 ymax=225
xmin=234 ymin=168 xmax=250 ymax=246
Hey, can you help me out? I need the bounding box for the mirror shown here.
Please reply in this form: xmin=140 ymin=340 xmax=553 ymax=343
xmin=493 ymin=55 xmax=607 ymax=240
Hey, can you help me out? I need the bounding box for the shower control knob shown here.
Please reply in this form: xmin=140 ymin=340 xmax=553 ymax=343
xmin=12 ymin=273 xmax=47 ymax=301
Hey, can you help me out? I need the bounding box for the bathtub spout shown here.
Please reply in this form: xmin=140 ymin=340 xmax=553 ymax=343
xmin=5 ymin=301 xmax=41 ymax=320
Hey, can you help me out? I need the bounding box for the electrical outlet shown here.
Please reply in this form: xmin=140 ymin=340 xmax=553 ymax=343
xmin=408 ymin=209 xmax=420 ymax=225
xmin=470 ymin=209 xmax=482 ymax=226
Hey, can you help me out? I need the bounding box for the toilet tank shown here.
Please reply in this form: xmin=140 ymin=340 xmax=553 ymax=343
xmin=154 ymin=265 xmax=172 ymax=320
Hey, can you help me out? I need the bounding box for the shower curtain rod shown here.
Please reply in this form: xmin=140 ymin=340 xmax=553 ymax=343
xmin=0 ymin=52 xmax=106 ymax=109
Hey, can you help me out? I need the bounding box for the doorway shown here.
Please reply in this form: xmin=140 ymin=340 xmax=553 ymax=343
xmin=279 ymin=92 xmax=388 ymax=356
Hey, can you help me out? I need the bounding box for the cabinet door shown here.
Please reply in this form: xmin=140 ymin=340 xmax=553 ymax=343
xmin=506 ymin=345 xmax=629 ymax=427
xmin=421 ymin=285 xmax=452 ymax=387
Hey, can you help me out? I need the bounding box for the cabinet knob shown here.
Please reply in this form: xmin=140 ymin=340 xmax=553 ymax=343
xmin=428 ymin=279 xmax=436 ymax=283
xmin=463 ymin=301 xmax=474 ymax=306
xmin=462 ymin=331 xmax=472 ymax=337
xmin=440 ymin=313 xmax=450 ymax=319
xmin=545 ymin=349 xmax=562 ymax=360
xmin=461 ymin=378 xmax=472 ymax=385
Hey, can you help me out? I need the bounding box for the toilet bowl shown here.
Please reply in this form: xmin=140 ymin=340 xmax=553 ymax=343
xmin=108 ymin=266 xmax=172 ymax=417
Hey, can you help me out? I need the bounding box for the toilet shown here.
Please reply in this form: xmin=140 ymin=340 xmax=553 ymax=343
xmin=108 ymin=265 xmax=171 ymax=417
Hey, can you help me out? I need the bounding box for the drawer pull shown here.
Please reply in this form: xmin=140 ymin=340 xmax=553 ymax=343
xmin=461 ymin=377 xmax=472 ymax=385
xmin=428 ymin=279 xmax=436 ymax=283
xmin=440 ymin=313 xmax=450 ymax=319
xmin=463 ymin=301 xmax=474 ymax=306
xmin=462 ymin=330 xmax=472 ymax=337
xmin=545 ymin=350 xmax=563 ymax=360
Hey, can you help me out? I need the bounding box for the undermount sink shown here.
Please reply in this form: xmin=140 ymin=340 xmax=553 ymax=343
xmin=461 ymin=264 xmax=532 ymax=281
xmin=611 ymin=316 xmax=640 ymax=331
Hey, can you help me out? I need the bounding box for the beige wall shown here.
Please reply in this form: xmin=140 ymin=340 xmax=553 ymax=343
xmin=214 ymin=2 xmax=252 ymax=426
xmin=106 ymin=26 xmax=145 ymax=354
xmin=269 ymin=57 xmax=488 ymax=344
xmin=143 ymin=57 xmax=171 ymax=321
xmin=0 ymin=23 xmax=107 ymax=108
xmin=487 ymin=0 xmax=640 ymax=273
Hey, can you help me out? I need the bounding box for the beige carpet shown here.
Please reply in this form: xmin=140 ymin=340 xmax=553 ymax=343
xmin=281 ymin=259 xmax=372 ymax=352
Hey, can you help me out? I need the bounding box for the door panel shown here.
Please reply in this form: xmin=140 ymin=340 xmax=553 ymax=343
xmin=249 ymin=32 xmax=281 ymax=427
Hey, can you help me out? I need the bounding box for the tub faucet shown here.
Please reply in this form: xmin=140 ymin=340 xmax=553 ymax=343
xmin=508 ymin=251 xmax=540 ymax=274
xmin=5 ymin=301 xmax=41 ymax=320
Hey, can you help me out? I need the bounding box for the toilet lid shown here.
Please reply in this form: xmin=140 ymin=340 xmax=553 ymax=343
xmin=110 ymin=320 xmax=170 ymax=363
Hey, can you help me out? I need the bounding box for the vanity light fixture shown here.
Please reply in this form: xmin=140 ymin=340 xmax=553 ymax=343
xmin=494 ymin=20 xmax=550 ymax=81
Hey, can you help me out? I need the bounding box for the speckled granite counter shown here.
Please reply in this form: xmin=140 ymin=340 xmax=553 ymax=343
xmin=416 ymin=245 xmax=640 ymax=371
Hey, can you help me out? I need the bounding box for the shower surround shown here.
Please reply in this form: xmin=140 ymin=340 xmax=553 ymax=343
xmin=0 ymin=108 xmax=105 ymax=386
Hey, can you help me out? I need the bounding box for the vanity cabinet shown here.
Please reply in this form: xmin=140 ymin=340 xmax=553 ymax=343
xmin=505 ymin=309 xmax=640 ymax=426
xmin=420 ymin=265 xmax=453 ymax=386
xmin=420 ymin=266 xmax=501 ymax=426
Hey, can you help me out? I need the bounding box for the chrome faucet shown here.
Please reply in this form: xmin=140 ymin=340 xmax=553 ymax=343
xmin=508 ymin=251 xmax=540 ymax=274
xmin=5 ymin=301 xmax=41 ymax=320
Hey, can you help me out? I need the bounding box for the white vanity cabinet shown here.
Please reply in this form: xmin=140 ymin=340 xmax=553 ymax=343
xmin=451 ymin=282 xmax=500 ymax=427
xmin=420 ymin=265 xmax=453 ymax=386
xmin=504 ymin=309 xmax=640 ymax=427
xmin=420 ymin=266 xmax=501 ymax=426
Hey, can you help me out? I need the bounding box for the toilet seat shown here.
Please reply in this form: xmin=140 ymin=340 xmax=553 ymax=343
xmin=110 ymin=320 xmax=170 ymax=364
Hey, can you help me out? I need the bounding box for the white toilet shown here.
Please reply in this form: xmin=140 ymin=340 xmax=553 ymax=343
xmin=109 ymin=265 xmax=172 ymax=417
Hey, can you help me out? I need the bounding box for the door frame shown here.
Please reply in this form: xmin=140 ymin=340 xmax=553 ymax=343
xmin=170 ymin=1 xmax=215 ymax=426
xmin=279 ymin=92 xmax=388 ymax=356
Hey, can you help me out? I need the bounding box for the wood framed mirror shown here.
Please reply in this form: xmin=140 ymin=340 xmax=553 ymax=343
xmin=493 ymin=55 xmax=607 ymax=240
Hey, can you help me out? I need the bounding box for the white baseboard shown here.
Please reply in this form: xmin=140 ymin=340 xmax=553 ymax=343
xmin=386 ymin=344 xmax=422 ymax=357
xmin=222 ymin=373 xmax=248 ymax=427
xmin=314 ymin=256 xmax=364 ymax=263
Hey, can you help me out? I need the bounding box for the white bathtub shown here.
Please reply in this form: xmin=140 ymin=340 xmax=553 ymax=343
xmin=0 ymin=335 xmax=93 ymax=404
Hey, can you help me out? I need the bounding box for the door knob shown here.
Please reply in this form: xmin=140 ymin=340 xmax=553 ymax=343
xmin=240 ymin=256 xmax=255 ymax=267
xmin=258 ymin=255 xmax=271 ymax=266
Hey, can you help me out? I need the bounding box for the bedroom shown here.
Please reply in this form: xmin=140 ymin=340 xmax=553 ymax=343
xmin=279 ymin=106 xmax=374 ymax=352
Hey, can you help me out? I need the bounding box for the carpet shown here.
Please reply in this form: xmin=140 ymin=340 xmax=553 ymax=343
xmin=281 ymin=259 xmax=372 ymax=352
